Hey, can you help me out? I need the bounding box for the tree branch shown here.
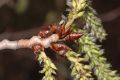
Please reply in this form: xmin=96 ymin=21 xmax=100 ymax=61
xmin=0 ymin=34 xmax=59 ymax=50
xmin=100 ymin=7 xmax=120 ymax=22
xmin=0 ymin=27 xmax=41 ymax=41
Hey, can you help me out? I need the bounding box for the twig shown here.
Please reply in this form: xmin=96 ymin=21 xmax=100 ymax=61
xmin=0 ymin=27 xmax=41 ymax=41
xmin=100 ymin=7 xmax=120 ymax=22
xmin=0 ymin=34 xmax=59 ymax=50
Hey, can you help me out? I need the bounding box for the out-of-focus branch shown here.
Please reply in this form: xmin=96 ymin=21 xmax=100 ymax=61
xmin=0 ymin=0 xmax=9 ymax=7
xmin=0 ymin=0 xmax=15 ymax=7
xmin=100 ymin=8 xmax=120 ymax=22
xmin=0 ymin=27 xmax=41 ymax=41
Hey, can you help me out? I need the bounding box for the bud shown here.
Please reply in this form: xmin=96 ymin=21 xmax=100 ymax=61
xmin=32 ymin=44 xmax=43 ymax=54
xmin=49 ymin=25 xmax=58 ymax=33
xmin=50 ymin=43 xmax=71 ymax=55
xmin=62 ymin=33 xmax=82 ymax=41
xmin=58 ymin=25 xmax=71 ymax=38
xmin=38 ymin=26 xmax=52 ymax=38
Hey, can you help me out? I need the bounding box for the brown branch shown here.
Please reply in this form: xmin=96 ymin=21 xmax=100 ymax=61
xmin=100 ymin=8 xmax=120 ymax=22
xmin=0 ymin=27 xmax=41 ymax=41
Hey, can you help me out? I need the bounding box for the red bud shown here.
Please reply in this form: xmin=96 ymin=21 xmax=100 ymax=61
xmin=50 ymin=43 xmax=71 ymax=55
xmin=62 ymin=33 xmax=82 ymax=41
xmin=38 ymin=29 xmax=52 ymax=38
xmin=32 ymin=44 xmax=43 ymax=54
xmin=49 ymin=25 xmax=58 ymax=33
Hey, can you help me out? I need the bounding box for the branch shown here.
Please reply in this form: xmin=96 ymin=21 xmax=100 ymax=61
xmin=100 ymin=7 xmax=120 ymax=22
xmin=0 ymin=27 xmax=41 ymax=41
xmin=0 ymin=34 xmax=59 ymax=50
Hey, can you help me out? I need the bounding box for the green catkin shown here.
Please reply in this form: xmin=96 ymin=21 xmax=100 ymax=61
xmin=37 ymin=0 xmax=120 ymax=80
